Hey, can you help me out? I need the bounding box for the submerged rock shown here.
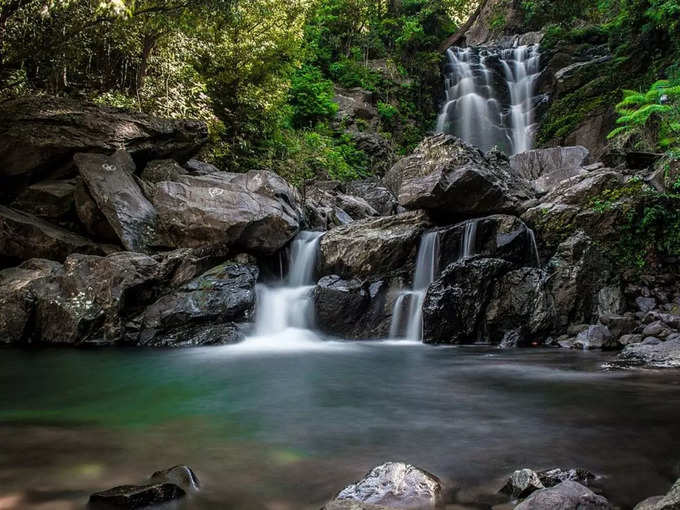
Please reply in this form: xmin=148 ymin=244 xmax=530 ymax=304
xmin=151 ymin=170 xmax=302 ymax=254
xmin=329 ymin=462 xmax=442 ymax=509
xmin=514 ymin=481 xmax=613 ymax=510
xmin=89 ymin=483 xmax=185 ymax=508
xmin=385 ymin=134 xmax=533 ymax=216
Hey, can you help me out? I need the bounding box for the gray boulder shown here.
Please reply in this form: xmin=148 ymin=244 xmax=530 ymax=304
xmin=343 ymin=179 xmax=399 ymax=216
xmin=574 ymin=325 xmax=615 ymax=350
xmin=385 ymin=134 xmax=533 ymax=216
xmin=329 ymin=462 xmax=442 ymax=509
xmin=500 ymin=469 xmax=545 ymax=499
xmin=510 ymin=146 xmax=589 ymax=181
xmin=319 ymin=211 xmax=430 ymax=279
xmin=514 ymin=481 xmax=613 ymax=510
xmin=615 ymin=338 xmax=680 ymax=369
xmin=140 ymin=159 xmax=187 ymax=183
xmin=151 ymin=170 xmax=302 ymax=254
xmin=74 ymin=151 xmax=157 ymax=253
xmin=0 ymin=205 xmax=110 ymax=263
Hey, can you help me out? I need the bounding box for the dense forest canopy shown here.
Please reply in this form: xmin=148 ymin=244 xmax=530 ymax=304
xmin=1 ymin=0 xmax=678 ymax=182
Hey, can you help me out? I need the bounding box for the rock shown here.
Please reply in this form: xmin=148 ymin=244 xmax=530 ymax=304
xmin=599 ymin=314 xmax=636 ymax=338
xmin=89 ymin=483 xmax=185 ymax=508
xmin=324 ymin=501 xmax=393 ymax=510
xmin=73 ymin=180 xmax=119 ymax=242
xmin=31 ymin=252 xmax=161 ymax=345
xmin=615 ymin=338 xmax=680 ymax=368
xmin=140 ymin=159 xmax=187 ymax=183
xmin=319 ymin=211 xmax=430 ymax=279
xmin=643 ymin=337 xmax=662 ymax=345
xmin=384 ymin=134 xmax=533 ymax=216
xmin=348 ymin=131 xmax=395 ymax=175
xmin=0 ymin=95 xmax=207 ymax=183
xmin=151 ymin=170 xmax=302 ymax=254
xmin=500 ymin=469 xmax=545 ymax=498
xmin=149 ymin=465 xmax=200 ymax=492
xmin=510 ymin=146 xmax=589 ymax=194
xmin=184 ymin=159 xmax=220 ymax=175
xmin=74 ymin=151 xmax=157 ymax=253
xmin=11 ymin=179 xmax=76 ymax=220
xmin=0 ymin=205 xmax=109 ymax=263
xmin=423 ymin=257 xmax=513 ymax=344
xmin=538 ymin=468 xmax=596 ymax=488
xmin=303 ymin=184 xmax=379 ymax=230
xmin=574 ymin=325 xmax=615 ymax=350
xmin=330 ymin=462 xmax=442 ymax=509
xmin=619 ymin=334 xmax=643 ymax=346
xmin=127 ymin=261 xmax=257 ymax=347
xmin=643 ymin=321 xmax=674 ymax=339
xmin=334 ymin=87 xmax=377 ymax=122
xmin=314 ymin=275 xmax=370 ymax=338
xmin=514 ymin=481 xmax=612 ymax=510
xmin=0 ymin=259 xmax=63 ymax=343
xmin=636 ymin=297 xmax=658 ymax=313
xmin=343 ymin=179 xmax=399 ymax=216
xmin=633 ymin=478 xmax=680 ymax=510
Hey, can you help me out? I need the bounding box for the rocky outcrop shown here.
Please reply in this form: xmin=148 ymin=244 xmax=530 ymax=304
xmin=0 ymin=95 xmax=207 ymax=184
xmin=343 ymin=179 xmax=399 ymax=216
xmin=304 ymin=182 xmax=379 ymax=230
xmin=74 ymin=151 xmax=157 ymax=253
xmin=127 ymin=260 xmax=257 ymax=347
xmin=385 ymin=135 xmax=533 ymax=217
xmin=510 ymin=146 xmax=590 ymax=194
xmin=318 ymin=211 xmax=430 ymax=279
xmin=0 ymin=205 xmax=110 ymax=263
xmin=151 ymin=170 xmax=302 ymax=254
xmin=327 ymin=462 xmax=442 ymax=509
xmin=514 ymin=481 xmax=613 ymax=510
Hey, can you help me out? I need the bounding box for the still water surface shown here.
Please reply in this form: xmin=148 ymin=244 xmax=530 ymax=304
xmin=1 ymin=343 xmax=679 ymax=509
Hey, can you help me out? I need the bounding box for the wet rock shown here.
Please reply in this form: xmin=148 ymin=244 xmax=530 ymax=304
xmin=89 ymin=483 xmax=185 ymax=508
xmin=74 ymin=151 xmax=157 ymax=253
xmin=642 ymin=320 xmax=675 ymax=338
xmin=574 ymin=325 xmax=615 ymax=350
xmin=615 ymin=338 xmax=680 ymax=369
xmin=314 ymin=276 xmax=370 ymax=338
xmin=0 ymin=259 xmax=64 ymax=343
xmin=385 ymin=134 xmax=533 ymax=216
xmin=304 ymin=184 xmax=378 ymax=230
xmin=510 ymin=146 xmax=589 ymax=181
xmin=11 ymin=179 xmax=76 ymax=220
xmin=500 ymin=329 xmax=524 ymax=349
xmin=0 ymin=95 xmax=207 ymax=183
xmin=140 ymin=159 xmax=187 ymax=183
xmin=343 ymin=179 xmax=399 ymax=216
xmin=319 ymin=211 xmax=430 ymax=279
xmin=598 ymin=314 xmax=636 ymax=339
xmin=127 ymin=261 xmax=258 ymax=347
xmin=0 ymin=205 xmax=109 ymax=263
xmin=149 ymin=465 xmax=200 ymax=492
xmin=633 ymin=478 xmax=680 ymax=510
xmin=500 ymin=469 xmax=544 ymax=498
xmin=151 ymin=170 xmax=302 ymax=254
xmin=330 ymin=462 xmax=442 ymax=509
xmin=637 ymin=297 xmax=658 ymax=313
xmin=73 ymin=180 xmax=119 ymax=242
xmin=538 ymin=468 xmax=596 ymax=488
xmin=514 ymin=481 xmax=613 ymax=510
xmin=619 ymin=334 xmax=643 ymax=346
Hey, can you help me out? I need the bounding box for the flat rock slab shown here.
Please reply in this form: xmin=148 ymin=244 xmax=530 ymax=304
xmin=89 ymin=482 xmax=185 ymax=508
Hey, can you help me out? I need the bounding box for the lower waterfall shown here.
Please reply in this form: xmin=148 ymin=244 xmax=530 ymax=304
xmin=389 ymin=231 xmax=441 ymax=341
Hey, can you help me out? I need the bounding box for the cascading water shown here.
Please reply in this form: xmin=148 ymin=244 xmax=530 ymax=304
xmin=460 ymin=219 xmax=478 ymax=259
xmin=436 ymin=44 xmax=541 ymax=155
xmin=389 ymin=232 xmax=440 ymax=341
xmin=238 ymin=231 xmax=326 ymax=351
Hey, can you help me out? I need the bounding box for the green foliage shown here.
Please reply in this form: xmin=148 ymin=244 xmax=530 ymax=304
xmin=288 ymin=65 xmax=339 ymax=128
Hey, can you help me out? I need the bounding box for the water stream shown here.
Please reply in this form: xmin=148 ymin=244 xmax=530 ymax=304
xmin=436 ymin=44 xmax=541 ymax=154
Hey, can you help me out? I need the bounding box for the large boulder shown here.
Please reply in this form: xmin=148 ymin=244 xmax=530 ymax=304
xmin=0 ymin=205 xmax=110 ymax=263
xmin=514 ymin=481 xmax=613 ymax=510
xmin=151 ymin=170 xmax=302 ymax=254
xmin=500 ymin=469 xmax=545 ymax=499
xmin=328 ymin=462 xmax=442 ymax=509
xmin=318 ymin=211 xmax=430 ymax=279
xmin=0 ymin=259 xmax=63 ymax=343
xmin=615 ymin=338 xmax=680 ymax=369
xmin=314 ymin=275 xmax=369 ymax=337
xmin=0 ymin=95 xmax=207 ymax=183
xmin=384 ymin=134 xmax=533 ymax=216
xmin=343 ymin=178 xmax=399 ymax=216
xmin=74 ymin=151 xmax=157 ymax=252
xmin=127 ymin=260 xmax=258 ymax=347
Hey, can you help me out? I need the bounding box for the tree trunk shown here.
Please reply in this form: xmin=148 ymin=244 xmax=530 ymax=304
xmin=438 ymin=0 xmax=490 ymax=52
xmin=136 ymin=31 xmax=159 ymax=92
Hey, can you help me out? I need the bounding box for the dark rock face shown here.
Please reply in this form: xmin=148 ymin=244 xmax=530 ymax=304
xmin=0 ymin=95 xmax=207 ymax=183
xmin=514 ymin=481 xmax=613 ymax=510
xmin=89 ymin=483 xmax=185 ymax=508
xmin=304 ymin=183 xmax=379 ymax=230
xmin=151 ymin=170 xmax=302 ymax=254
xmin=73 ymin=180 xmax=119 ymax=242
xmin=11 ymin=179 xmax=77 ymax=220
xmin=74 ymin=151 xmax=157 ymax=253
xmin=328 ymin=462 xmax=442 ymax=509
xmin=318 ymin=211 xmax=430 ymax=279
xmin=385 ymin=134 xmax=533 ymax=216
xmin=0 ymin=205 xmax=109 ymax=263
xmin=127 ymin=261 xmax=258 ymax=347
xmin=314 ymin=276 xmax=369 ymax=337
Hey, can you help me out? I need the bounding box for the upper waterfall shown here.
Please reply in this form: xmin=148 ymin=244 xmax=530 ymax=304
xmin=436 ymin=44 xmax=541 ymax=155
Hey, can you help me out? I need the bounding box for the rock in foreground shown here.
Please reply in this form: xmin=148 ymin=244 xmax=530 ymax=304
xmin=514 ymin=481 xmax=612 ymax=510
xmin=327 ymin=462 xmax=442 ymax=509
xmin=89 ymin=483 xmax=185 ymax=508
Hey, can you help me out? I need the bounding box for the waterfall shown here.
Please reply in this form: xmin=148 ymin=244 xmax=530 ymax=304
xmin=527 ymin=227 xmax=541 ymax=269
xmin=460 ymin=219 xmax=478 ymax=259
xmin=389 ymin=232 xmax=440 ymax=341
xmin=436 ymin=44 xmax=541 ymax=155
xmin=239 ymin=231 xmax=325 ymax=350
